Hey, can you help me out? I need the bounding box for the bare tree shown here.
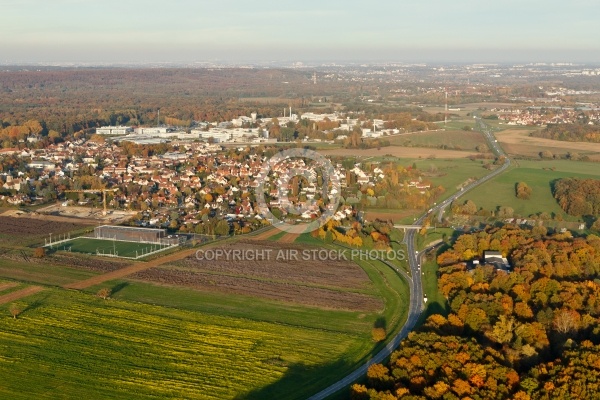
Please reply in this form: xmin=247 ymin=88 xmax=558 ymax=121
xmin=553 ymin=309 xmax=580 ymax=334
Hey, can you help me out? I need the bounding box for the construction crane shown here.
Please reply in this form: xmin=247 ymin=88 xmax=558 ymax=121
xmin=63 ymin=188 xmax=119 ymax=216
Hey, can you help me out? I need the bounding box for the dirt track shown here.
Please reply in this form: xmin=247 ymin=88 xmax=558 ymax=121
xmin=248 ymin=227 xmax=278 ymax=240
xmin=0 ymin=286 xmax=44 ymax=305
xmin=64 ymin=247 xmax=200 ymax=290
xmin=0 ymin=283 xmax=18 ymax=292
xmin=279 ymin=232 xmax=299 ymax=243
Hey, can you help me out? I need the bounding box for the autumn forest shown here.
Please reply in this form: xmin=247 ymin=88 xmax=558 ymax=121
xmin=356 ymin=225 xmax=600 ymax=399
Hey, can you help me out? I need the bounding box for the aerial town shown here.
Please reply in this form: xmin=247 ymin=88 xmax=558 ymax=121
xmin=2 ymin=1 xmax=600 ymax=398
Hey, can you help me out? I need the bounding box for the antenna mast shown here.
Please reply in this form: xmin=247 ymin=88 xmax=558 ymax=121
xmin=444 ymin=89 xmax=448 ymax=127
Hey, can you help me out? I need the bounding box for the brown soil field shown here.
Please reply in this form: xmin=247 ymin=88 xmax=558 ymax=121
xmin=32 ymin=204 xmax=136 ymax=225
xmin=46 ymin=253 xmax=128 ymax=273
xmin=132 ymin=240 xmax=382 ymax=312
xmin=0 ymin=285 xmax=43 ymax=305
xmin=0 ymin=215 xmax=89 ymax=237
xmin=320 ymin=146 xmax=477 ymax=159
xmin=497 ymin=128 xmax=600 ymax=160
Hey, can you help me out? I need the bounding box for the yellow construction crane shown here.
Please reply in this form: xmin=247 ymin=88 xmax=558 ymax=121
xmin=63 ymin=188 xmax=119 ymax=216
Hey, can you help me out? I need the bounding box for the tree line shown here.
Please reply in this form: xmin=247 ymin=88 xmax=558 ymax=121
xmin=553 ymin=178 xmax=600 ymax=217
xmin=532 ymin=123 xmax=600 ymax=143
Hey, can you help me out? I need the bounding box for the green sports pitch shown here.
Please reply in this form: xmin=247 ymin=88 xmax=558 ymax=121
xmin=51 ymin=237 xmax=172 ymax=258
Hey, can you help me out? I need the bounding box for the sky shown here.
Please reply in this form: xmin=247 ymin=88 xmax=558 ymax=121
xmin=1 ymin=0 xmax=599 ymax=64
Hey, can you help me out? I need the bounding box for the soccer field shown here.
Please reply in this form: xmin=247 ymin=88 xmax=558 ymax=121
xmin=53 ymin=237 xmax=172 ymax=258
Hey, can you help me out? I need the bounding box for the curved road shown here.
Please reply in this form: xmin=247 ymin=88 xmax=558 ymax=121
xmin=308 ymin=117 xmax=509 ymax=400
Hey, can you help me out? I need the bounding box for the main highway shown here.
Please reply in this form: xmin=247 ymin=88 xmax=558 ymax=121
xmin=308 ymin=117 xmax=510 ymax=399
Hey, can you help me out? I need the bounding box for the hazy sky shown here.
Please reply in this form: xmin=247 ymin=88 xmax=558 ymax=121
xmin=1 ymin=0 xmax=599 ymax=64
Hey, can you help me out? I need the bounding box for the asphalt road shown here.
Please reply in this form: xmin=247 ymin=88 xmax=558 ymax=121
xmin=307 ymin=117 xmax=510 ymax=400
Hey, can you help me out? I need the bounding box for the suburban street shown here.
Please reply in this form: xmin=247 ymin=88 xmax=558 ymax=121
xmin=308 ymin=117 xmax=510 ymax=399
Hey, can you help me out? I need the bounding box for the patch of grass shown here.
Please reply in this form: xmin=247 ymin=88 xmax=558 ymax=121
xmin=418 ymin=258 xmax=449 ymax=325
xmin=444 ymin=120 xmax=477 ymax=130
xmin=294 ymin=233 xmax=325 ymax=246
xmin=416 ymin=228 xmax=454 ymax=251
xmin=352 ymin=257 xmax=410 ymax=346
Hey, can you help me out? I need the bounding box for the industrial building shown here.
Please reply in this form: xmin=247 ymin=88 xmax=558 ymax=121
xmin=96 ymin=126 xmax=133 ymax=135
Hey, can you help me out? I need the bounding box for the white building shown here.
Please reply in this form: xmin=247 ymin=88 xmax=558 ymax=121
xmin=300 ymin=112 xmax=342 ymax=122
xmin=27 ymin=160 xmax=56 ymax=170
xmin=194 ymin=131 xmax=231 ymax=143
xmin=154 ymin=131 xmax=199 ymax=140
xmin=96 ymin=126 xmax=133 ymax=135
xmin=134 ymin=127 xmax=170 ymax=135
xmin=191 ymin=128 xmax=261 ymax=143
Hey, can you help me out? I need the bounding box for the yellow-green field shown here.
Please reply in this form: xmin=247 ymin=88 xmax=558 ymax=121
xmin=0 ymin=289 xmax=372 ymax=400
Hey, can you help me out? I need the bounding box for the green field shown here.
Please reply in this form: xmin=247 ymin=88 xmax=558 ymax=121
xmin=410 ymin=158 xmax=494 ymax=205
xmin=0 ymin=290 xmax=371 ymax=400
xmin=459 ymin=160 xmax=600 ymax=220
xmin=51 ymin=237 xmax=172 ymax=258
